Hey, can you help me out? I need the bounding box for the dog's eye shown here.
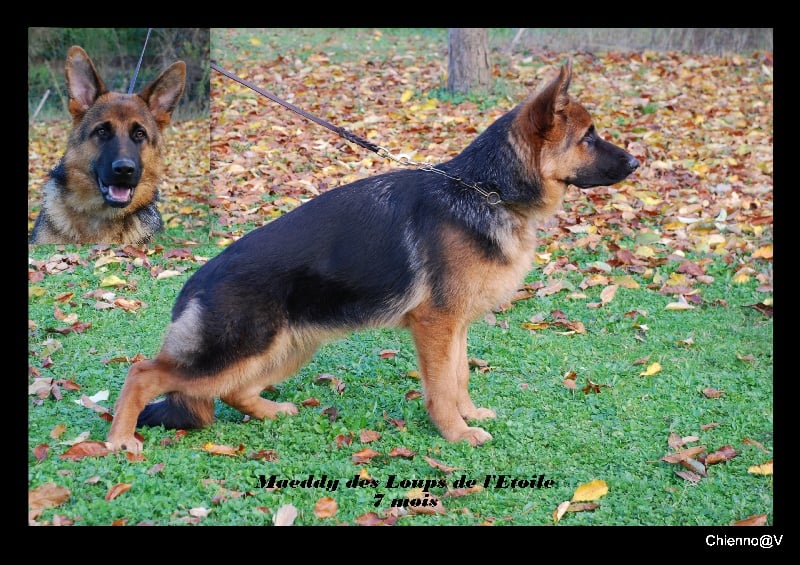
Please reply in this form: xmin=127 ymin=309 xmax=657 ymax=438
xmin=132 ymin=128 xmax=147 ymax=141
xmin=94 ymin=126 xmax=108 ymax=138
xmin=582 ymin=130 xmax=596 ymax=144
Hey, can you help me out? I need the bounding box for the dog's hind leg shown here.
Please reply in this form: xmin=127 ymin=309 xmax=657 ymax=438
xmin=407 ymin=309 xmax=493 ymax=446
xmin=220 ymin=383 xmax=299 ymax=420
xmin=219 ymin=329 xmax=318 ymax=421
xmin=106 ymin=355 xmax=194 ymax=454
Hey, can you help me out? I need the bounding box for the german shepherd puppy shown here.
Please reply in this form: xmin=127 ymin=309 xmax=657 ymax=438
xmin=106 ymin=60 xmax=639 ymax=453
xmin=29 ymin=45 xmax=186 ymax=245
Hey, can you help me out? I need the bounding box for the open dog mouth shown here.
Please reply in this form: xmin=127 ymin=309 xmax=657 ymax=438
xmin=98 ymin=178 xmax=135 ymax=208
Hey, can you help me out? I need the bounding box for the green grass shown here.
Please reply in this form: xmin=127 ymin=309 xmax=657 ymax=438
xmin=27 ymin=237 xmax=773 ymax=526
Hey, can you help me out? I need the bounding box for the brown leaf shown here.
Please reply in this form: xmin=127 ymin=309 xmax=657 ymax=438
xmin=702 ymin=388 xmax=724 ymax=398
xmin=742 ymin=437 xmax=770 ymax=453
xmin=321 ymin=407 xmax=339 ymax=421
xmin=29 ymin=483 xmax=70 ymax=512
xmin=662 ymin=445 xmax=706 ymax=463
xmin=335 ymin=433 xmax=353 ymax=448
xmin=680 ymin=457 xmax=707 ymax=477
xmin=105 ymin=483 xmax=132 ymax=501
xmin=314 ymin=496 xmax=338 ymax=519
xmin=746 ymin=302 xmax=773 ymax=317
xmin=675 ymin=470 xmax=703 ymax=483
xmin=352 ymin=448 xmax=380 ymax=464
xmin=567 ymin=502 xmax=600 ymax=512
xmin=354 ymin=511 xmax=394 ymax=526
xmin=704 ymin=445 xmax=737 ymax=465
xmin=249 ymin=449 xmax=279 ymax=461
xmin=60 ymin=440 xmax=111 ymax=460
xmin=202 ymin=442 xmax=245 ymax=456
xmin=49 ymin=423 xmax=67 ymax=439
xmin=32 ymin=443 xmax=50 ymax=462
xmin=582 ymin=379 xmax=609 ymax=394
xmin=734 ymin=514 xmax=768 ymax=526
xmin=147 ymin=463 xmax=165 ymax=474
xmin=388 ymin=446 xmax=415 ymax=458
xmin=405 ymin=390 xmax=422 ymax=400
xmin=423 ymin=456 xmax=456 ymax=473
xmin=442 ymin=485 xmax=484 ymax=498
xmin=359 ymin=429 xmax=381 ymax=443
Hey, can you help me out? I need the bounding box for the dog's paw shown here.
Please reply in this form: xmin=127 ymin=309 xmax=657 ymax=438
xmin=459 ymin=427 xmax=493 ymax=447
xmin=105 ymin=436 xmax=143 ymax=454
xmin=275 ymin=402 xmax=299 ymax=416
xmin=464 ymin=407 xmax=497 ymax=421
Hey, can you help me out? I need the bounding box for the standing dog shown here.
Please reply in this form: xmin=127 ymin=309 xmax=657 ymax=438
xmin=29 ymin=45 xmax=186 ymax=244
xmin=106 ymin=60 xmax=639 ymax=453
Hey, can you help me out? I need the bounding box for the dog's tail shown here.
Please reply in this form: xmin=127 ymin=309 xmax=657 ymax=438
xmin=137 ymin=393 xmax=214 ymax=430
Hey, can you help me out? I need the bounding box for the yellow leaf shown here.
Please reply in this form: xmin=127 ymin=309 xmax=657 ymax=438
xmin=733 ymin=272 xmax=751 ymax=284
xmin=400 ymin=90 xmax=414 ymax=103
xmin=571 ymin=479 xmax=608 ymax=502
xmin=612 ymin=275 xmax=639 ymax=289
xmin=634 ymin=245 xmax=656 ymax=257
xmin=29 ymin=286 xmax=46 ymax=298
xmin=747 ymin=461 xmax=773 ymax=475
xmin=751 ymin=245 xmax=772 ymax=260
xmin=94 ymin=255 xmax=123 ymax=268
xmin=100 ymin=275 xmax=126 ymax=287
xmin=640 ymin=362 xmax=662 ymax=376
xmin=420 ymin=98 xmax=438 ymax=111
xmin=665 ymin=300 xmax=694 ymax=311
xmin=156 ymin=269 xmax=182 ymax=280
xmin=248 ymin=37 xmax=262 ymax=46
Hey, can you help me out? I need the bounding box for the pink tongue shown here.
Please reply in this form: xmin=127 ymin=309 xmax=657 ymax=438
xmin=109 ymin=186 xmax=132 ymax=201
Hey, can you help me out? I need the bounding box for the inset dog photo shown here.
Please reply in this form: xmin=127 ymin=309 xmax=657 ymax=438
xmin=28 ymin=28 xmax=209 ymax=245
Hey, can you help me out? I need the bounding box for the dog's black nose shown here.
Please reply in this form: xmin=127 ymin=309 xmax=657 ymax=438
xmin=112 ymin=159 xmax=136 ymax=179
xmin=627 ymin=156 xmax=640 ymax=172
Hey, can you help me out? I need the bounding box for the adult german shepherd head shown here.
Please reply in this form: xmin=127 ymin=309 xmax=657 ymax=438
xmin=29 ymin=45 xmax=186 ymax=244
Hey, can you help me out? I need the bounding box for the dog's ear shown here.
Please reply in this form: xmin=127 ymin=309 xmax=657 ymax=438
xmin=526 ymin=58 xmax=573 ymax=134
xmin=138 ymin=61 xmax=187 ymax=130
xmin=65 ymin=46 xmax=107 ymax=123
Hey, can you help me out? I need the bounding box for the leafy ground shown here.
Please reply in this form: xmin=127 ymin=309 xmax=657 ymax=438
xmin=28 ymin=29 xmax=773 ymax=529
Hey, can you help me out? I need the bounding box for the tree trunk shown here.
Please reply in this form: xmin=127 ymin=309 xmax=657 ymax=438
xmin=447 ymin=28 xmax=491 ymax=95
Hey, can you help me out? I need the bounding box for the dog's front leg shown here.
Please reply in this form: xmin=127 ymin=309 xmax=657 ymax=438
xmin=408 ymin=309 xmax=493 ymax=446
xmin=454 ymin=324 xmax=497 ymax=422
xmin=106 ymin=357 xmax=173 ymax=453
